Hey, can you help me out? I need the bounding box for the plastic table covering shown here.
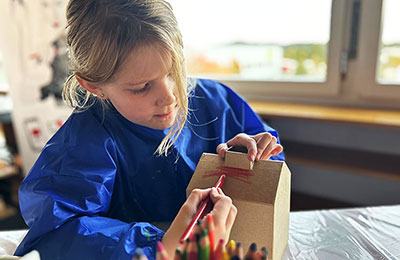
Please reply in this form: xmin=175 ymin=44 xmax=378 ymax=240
xmin=282 ymin=205 xmax=400 ymax=260
xmin=1 ymin=205 xmax=399 ymax=259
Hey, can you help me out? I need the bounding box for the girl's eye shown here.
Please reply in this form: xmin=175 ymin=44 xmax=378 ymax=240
xmin=131 ymin=83 xmax=150 ymax=94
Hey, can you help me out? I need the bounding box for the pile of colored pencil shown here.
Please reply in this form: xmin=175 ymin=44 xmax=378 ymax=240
xmin=132 ymin=214 xmax=268 ymax=260
xmin=171 ymin=238 xmax=268 ymax=260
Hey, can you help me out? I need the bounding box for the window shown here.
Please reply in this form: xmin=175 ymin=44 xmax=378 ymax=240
xmin=169 ymin=0 xmax=400 ymax=107
xmin=377 ymin=0 xmax=400 ymax=84
xmin=169 ymin=0 xmax=343 ymax=97
xmin=171 ymin=0 xmax=331 ymax=82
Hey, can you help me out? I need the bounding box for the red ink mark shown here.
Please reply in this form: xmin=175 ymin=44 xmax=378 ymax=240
xmin=56 ymin=120 xmax=63 ymax=128
xmin=203 ymin=166 xmax=253 ymax=184
xmin=29 ymin=53 xmax=41 ymax=61
xmin=31 ymin=128 xmax=41 ymax=137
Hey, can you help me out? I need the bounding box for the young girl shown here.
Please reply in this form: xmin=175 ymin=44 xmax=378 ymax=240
xmin=15 ymin=0 xmax=284 ymax=259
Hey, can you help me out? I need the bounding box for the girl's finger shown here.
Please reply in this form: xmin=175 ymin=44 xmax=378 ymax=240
xmin=264 ymin=145 xmax=284 ymax=160
xmin=209 ymin=190 xmax=233 ymax=225
xmin=263 ymin=144 xmax=283 ymax=160
xmin=271 ymin=145 xmax=284 ymax=155
xmin=185 ymin=188 xmax=211 ymax=207
xmin=209 ymin=187 xmax=223 ymax=202
xmin=259 ymin=136 xmax=277 ymax=160
xmin=225 ymin=205 xmax=237 ymax=232
xmin=254 ymin=133 xmax=273 ymax=161
xmin=226 ymin=134 xmax=257 ymax=161
xmin=216 ymin=143 xmax=229 ymax=159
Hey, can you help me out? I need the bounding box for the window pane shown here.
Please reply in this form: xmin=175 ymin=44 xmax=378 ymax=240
xmin=377 ymin=0 xmax=400 ymax=85
xmin=168 ymin=0 xmax=332 ymax=82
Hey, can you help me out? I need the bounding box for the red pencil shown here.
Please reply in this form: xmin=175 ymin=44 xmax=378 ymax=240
xmin=180 ymin=174 xmax=226 ymax=243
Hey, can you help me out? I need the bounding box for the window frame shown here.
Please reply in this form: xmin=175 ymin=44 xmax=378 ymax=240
xmin=350 ymin=0 xmax=400 ymax=101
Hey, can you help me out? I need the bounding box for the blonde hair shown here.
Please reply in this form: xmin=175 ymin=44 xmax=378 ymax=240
xmin=63 ymin=0 xmax=188 ymax=156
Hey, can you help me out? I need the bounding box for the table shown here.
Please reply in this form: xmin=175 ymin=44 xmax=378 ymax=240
xmin=1 ymin=205 xmax=399 ymax=259
xmin=0 ymin=229 xmax=27 ymax=259
xmin=282 ymin=205 xmax=400 ymax=259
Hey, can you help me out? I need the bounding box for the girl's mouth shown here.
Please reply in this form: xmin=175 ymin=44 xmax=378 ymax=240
xmin=155 ymin=110 xmax=173 ymax=119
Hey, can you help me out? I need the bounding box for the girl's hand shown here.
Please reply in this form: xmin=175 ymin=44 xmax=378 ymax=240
xmin=207 ymin=187 xmax=237 ymax=245
xmin=162 ymin=188 xmax=237 ymax=258
xmin=216 ymin=132 xmax=283 ymax=162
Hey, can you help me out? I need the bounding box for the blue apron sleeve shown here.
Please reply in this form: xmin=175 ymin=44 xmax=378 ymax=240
xmin=223 ymin=84 xmax=285 ymax=161
xmin=15 ymin=115 xmax=164 ymax=260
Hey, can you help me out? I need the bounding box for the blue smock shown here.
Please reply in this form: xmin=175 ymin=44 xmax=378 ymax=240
xmin=15 ymin=79 xmax=284 ymax=259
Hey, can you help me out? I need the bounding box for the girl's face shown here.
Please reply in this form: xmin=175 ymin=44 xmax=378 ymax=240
xmin=102 ymin=44 xmax=179 ymax=130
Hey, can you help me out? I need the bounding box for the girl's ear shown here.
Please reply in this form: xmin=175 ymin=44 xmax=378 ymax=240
xmin=76 ymin=76 xmax=103 ymax=97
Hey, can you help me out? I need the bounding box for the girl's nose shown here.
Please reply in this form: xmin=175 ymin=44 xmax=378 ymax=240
xmin=156 ymin=79 xmax=176 ymax=107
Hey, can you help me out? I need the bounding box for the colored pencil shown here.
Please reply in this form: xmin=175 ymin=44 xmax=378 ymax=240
xmin=226 ymin=240 xmax=236 ymax=257
xmin=187 ymin=235 xmax=199 ymax=260
xmin=180 ymin=174 xmax=226 ymax=243
xmin=234 ymin=242 xmax=243 ymax=260
xmin=223 ymin=244 xmax=230 ymax=260
xmin=205 ymin=214 xmax=215 ymax=258
xmin=194 ymin=220 xmax=203 ymax=237
xmin=157 ymin=241 xmax=169 ymax=260
xmin=199 ymin=229 xmax=210 ymax=260
xmin=244 ymin=243 xmax=257 ymax=260
xmin=132 ymin=248 xmax=149 ymax=260
xmin=182 ymin=238 xmax=190 ymax=260
xmin=213 ymin=238 xmax=226 ymax=260
xmin=174 ymin=248 xmax=183 ymax=260
xmin=260 ymin=247 xmax=268 ymax=260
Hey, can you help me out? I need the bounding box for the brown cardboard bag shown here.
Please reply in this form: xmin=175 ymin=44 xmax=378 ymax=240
xmin=186 ymin=151 xmax=291 ymax=260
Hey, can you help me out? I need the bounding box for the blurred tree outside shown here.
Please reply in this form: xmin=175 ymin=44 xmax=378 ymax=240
xmin=378 ymin=44 xmax=400 ymax=82
xmin=186 ymin=43 xmax=328 ymax=80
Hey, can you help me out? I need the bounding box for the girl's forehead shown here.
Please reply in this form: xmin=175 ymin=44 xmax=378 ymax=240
xmin=114 ymin=43 xmax=172 ymax=84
